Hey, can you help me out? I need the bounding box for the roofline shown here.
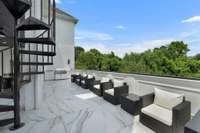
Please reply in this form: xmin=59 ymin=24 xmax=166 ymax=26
xmin=56 ymin=8 xmax=79 ymax=24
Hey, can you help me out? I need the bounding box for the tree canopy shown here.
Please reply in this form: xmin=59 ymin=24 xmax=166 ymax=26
xmin=75 ymin=41 xmax=200 ymax=79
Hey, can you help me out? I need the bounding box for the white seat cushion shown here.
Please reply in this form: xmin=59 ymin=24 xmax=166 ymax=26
xmin=94 ymin=85 xmax=100 ymax=90
xmin=105 ymin=89 xmax=114 ymax=96
xmin=101 ymin=77 xmax=110 ymax=83
xmin=154 ymin=88 xmax=184 ymax=110
xmin=141 ymin=104 xmax=172 ymax=126
xmin=113 ymin=79 xmax=124 ymax=88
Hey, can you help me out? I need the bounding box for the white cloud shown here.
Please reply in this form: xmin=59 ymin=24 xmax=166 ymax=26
xmin=115 ymin=25 xmax=127 ymax=30
xmin=76 ymin=39 xmax=173 ymax=57
xmin=182 ymin=16 xmax=200 ymax=23
xmin=76 ymin=30 xmax=113 ymax=41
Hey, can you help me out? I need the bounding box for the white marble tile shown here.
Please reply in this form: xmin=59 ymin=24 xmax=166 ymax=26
xmin=0 ymin=80 xmax=155 ymax=133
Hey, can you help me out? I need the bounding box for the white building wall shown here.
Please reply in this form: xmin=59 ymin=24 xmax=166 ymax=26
xmin=45 ymin=14 xmax=76 ymax=71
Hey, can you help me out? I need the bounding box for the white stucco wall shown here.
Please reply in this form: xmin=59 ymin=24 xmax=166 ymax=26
xmin=45 ymin=14 xmax=76 ymax=71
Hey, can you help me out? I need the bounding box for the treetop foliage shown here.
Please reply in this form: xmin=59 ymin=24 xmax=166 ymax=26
xmin=75 ymin=41 xmax=200 ymax=79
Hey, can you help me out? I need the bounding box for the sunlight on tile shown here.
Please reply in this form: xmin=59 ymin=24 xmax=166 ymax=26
xmin=75 ymin=92 xmax=98 ymax=100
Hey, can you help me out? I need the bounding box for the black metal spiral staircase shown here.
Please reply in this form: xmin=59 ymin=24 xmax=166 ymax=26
xmin=0 ymin=0 xmax=56 ymax=130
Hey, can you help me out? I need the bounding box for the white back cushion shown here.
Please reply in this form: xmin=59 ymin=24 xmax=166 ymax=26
xmin=75 ymin=72 xmax=79 ymax=75
xmin=88 ymin=75 xmax=93 ymax=79
xmin=124 ymin=77 xmax=135 ymax=92
xmin=154 ymin=88 xmax=184 ymax=110
xmin=82 ymin=73 xmax=87 ymax=77
xmin=101 ymin=77 xmax=110 ymax=83
xmin=113 ymin=79 xmax=124 ymax=88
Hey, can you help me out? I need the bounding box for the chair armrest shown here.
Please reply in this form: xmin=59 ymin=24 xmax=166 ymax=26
xmin=114 ymin=85 xmax=129 ymax=96
xmin=101 ymin=81 xmax=113 ymax=90
xmin=140 ymin=93 xmax=154 ymax=107
xmin=92 ymin=80 xmax=101 ymax=85
xmin=71 ymin=74 xmax=78 ymax=78
xmin=173 ymin=101 xmax=191 ymax=130
xmin=85 ymin=78 xmax=95 ymax=82
xmin=76 ymin=76 xmax=81 ymax=80
xmin=81 ymin=76 xmax=87 ymax=80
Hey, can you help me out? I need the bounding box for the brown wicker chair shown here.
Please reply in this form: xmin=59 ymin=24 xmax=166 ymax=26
xmin=103 ymin=79 xmax=129 ymax=105
xmin=139 ymin=88 xmax=191 ymax=133
xmin=92 ymin=77 xmax=113 ymax=96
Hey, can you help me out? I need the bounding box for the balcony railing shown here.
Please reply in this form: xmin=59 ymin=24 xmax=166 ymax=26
xmin=76 ymin=69 xmax=200 ymax=116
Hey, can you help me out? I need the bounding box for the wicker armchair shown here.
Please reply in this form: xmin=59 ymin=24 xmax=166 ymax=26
xmin=71 ymin=73 xmax=80 ymax=82
xmin=80 ymin=73 xmax=88 ymax=88
xmin=103 ymin=79 xmax=129 ymax=105
xmin=75 ymin=74 xmax=82 ymax=85
xmin=81 ymin=75 xmax=95 ymax=89
xmin=92 ymin=77 xmax=113 ymax=96
xmin=139 ymin=88 xmax=191 ymax=133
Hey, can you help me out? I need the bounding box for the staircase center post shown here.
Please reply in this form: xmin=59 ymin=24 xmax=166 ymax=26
xmin=10 ymin=18 xmax=25 ymax=130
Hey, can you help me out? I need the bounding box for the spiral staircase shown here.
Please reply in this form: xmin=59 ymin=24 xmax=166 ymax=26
xmin=0 ymin=0 xmax=56 ymax=130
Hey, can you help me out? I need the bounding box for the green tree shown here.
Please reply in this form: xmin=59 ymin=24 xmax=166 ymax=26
xmin=101 ymin=52 xmax=122 ymax=71
xmin=75 ymin=41 xmax=200 ymax=79
xmin=167 ymin=41 xmax=190 ymax=60
xmin=75 ymin=46 xmax=85 ymax=61
xmin=194 ymin=54 xmax=200 ymax=60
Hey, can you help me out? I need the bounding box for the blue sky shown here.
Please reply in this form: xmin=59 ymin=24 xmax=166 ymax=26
xmin=56 ymin=0 xmax=200 ymax=57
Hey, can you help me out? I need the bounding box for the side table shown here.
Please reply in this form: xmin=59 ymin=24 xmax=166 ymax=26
xmin=120 ymin=94 xmax=142 ymax=115
xmin=185 ymin=110 xmax=200 ymax=133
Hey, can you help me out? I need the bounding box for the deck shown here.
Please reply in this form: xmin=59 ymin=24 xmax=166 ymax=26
xmin=0 ymin=79 xmax=154 ymax=133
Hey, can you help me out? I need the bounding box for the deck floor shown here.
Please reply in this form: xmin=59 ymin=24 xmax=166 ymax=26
xmin=0 ymin=80 xmax=154 ymax=133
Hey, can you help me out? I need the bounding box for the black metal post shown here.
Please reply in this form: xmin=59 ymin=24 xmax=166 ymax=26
xmin=10 ymin=18 xmax=24 ymax=130
xmin=53 ymin=0 xmax=56 ymax=60
xmin=1 ymin=52 xmax=3 ymax=92
xmin=53 ymin=0 xmax=56 ymax=41
xmin=10 ymin=48 xmax=14 ymax=92
xmin=2 ymin=52 xmax=4 ymax=78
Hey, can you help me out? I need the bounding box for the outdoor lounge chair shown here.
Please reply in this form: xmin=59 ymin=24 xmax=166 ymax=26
xmin=103 ymin=79 xmax=129 ymax=105
xmin=80 ymin=73 xmax=88 ymax=88
xmin=71 ymin=73 xmax=80 ymax=82
xmin=139 ymin=88 xmax=191 ymax=133
xmin=75 ymin=74 xmax=82 ymax=85
xmin=81 ymin=74 xmax=95 ymax=89
xmin=92 ymin=77 xmax=113 ymax=96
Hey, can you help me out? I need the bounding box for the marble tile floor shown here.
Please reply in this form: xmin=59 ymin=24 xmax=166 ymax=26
xmin=0 ymin=80 xmax=154 ymax=133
